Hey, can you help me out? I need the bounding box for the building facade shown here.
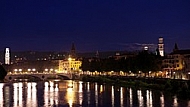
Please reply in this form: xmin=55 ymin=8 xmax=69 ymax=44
xmin=162 ymin=44 xmax=190 ymax=79
xmin=58 ymin=58 xmax=82 ymax=73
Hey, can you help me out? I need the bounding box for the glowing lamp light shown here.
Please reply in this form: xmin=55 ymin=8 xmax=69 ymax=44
xmin=68 ymin=57 xmax=72 ymax=61
xmin=32 ymin=68 xmax=36 ymax=71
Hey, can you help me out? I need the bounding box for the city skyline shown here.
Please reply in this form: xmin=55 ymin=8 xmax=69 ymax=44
xmin=0 ymin=0 xmax=190 ymax=52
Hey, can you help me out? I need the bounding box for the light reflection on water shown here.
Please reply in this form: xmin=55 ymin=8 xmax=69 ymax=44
xmin=0 ymin=84 xmax=3 ymax=107
xmin=0 ymin=81 xmax=189 ymax=107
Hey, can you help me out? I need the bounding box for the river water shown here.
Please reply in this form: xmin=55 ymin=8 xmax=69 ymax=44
xmin=0 ymin=80 xmax=190 ymax=107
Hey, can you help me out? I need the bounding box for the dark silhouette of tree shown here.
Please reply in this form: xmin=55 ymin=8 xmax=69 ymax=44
xmin=135 ymin=50 xmax=162 ymax=75
xmin=81 ymin=51 xmax=162 ymax=75
xmin=0 ymin=65 xmax=7 ymax=80
xmin=81 ymin=58 xmax=91 ymax=71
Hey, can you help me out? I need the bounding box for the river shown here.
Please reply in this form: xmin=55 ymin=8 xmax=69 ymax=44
xmin=0 ymin=80 xmax=189 ymax=107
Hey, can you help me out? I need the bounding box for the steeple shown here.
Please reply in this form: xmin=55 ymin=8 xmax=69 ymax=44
xmin=173 ymin=43 xmax=179 ymax=52
xmin=70 ymin=42 xmax=76 ymax=58
xmin=95 ymin=50 xmax=99 ymax=58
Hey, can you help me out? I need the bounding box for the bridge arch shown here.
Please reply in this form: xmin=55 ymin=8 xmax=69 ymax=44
xmin=5 ymin=73 xmax=72 ymax=81
xmin=5 ymin=75 xmax=42 ymax=81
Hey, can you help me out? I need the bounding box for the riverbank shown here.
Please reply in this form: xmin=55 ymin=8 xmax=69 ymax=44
xmin=81 ymin=75 xmax=190 ymax=99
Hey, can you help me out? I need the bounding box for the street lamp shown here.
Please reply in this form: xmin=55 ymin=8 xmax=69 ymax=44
xmin=54 ymin=69 xmax=58 ymax=73
xmin=19 ymin=69 xmax=22 ymax=74
xmin=149 ymin=71 xmax=151 ymax=77
xmin=173 ymin=72 xmax=176 ymax=79
xmin=32 ymin=68 xmax=36 ymax=73
xmin=14 ymin=69 xmax=18 ymax=72
xmin=14 ymin=69 xmax=18 ymax=74
xmin=139 ymin=71 xmax=141 ymax=77
xmin=50 ymin=68 xmax=53 ymax=73
xmin=45 ymin=69 xmax=48 ymax=73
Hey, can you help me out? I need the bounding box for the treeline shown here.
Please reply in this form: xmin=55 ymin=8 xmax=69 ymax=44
xmin=0 ymin=65 xmax=7 ymax=81
xmin=81 ymin=50 xmax=162 ymax=74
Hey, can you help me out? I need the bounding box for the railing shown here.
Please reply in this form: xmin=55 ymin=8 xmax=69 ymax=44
xmin=7 ymin=72 xmax=71 ymax=75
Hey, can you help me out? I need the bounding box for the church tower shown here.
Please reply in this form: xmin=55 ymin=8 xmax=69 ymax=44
xmin=5 ymin=47 xmax=10 ymax=65
xmin=173 ymin=43 xmax=179 ymax=52
xmin=70 ymin=43 xmax=76 ymax=58
xmin=158 ymin=37 xmax=164 ymax=56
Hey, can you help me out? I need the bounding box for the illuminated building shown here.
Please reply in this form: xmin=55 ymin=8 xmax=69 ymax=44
xmin=158 ymin=37 xmax=164 ymax=56
xmin=5 ymin=47 xmax=10 ymax=65
xmin=162 ymin=43 xmax=190 ymax=79
xmin=58 ymin=42 xmax=81 ymax=73
xmin=58 ymin=57 xmax=82 ymax=73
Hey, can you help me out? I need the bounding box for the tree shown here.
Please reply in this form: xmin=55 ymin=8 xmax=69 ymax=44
xmin=135 ymin=50 xmax=162 ymax=76
xmin=0 ymin=65 xmax=7 ymax=81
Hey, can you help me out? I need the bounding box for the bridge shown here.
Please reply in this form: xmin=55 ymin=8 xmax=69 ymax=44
xmin=5 ymin=72 xmax=74 ymax=81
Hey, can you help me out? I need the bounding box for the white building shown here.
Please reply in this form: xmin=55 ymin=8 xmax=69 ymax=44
xmin=5 ymin=48 xmax=10 ymax=65
xmin=158 ymin=37 xmax=164 ymax=56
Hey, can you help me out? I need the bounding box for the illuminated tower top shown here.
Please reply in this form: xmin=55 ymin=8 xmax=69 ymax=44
xmin=158 ymin=37 xmax=164 ymax=56
xmin=5 ymin=47 xmax=10 ymax=65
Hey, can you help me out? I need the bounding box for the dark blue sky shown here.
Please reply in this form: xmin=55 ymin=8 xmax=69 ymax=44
xmin=0 ymin=0 xmax=190 ymax=52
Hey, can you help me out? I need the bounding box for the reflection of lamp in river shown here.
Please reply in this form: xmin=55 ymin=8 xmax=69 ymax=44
xmin=13 ymin=83 xmax=18 ymax=106
xmin=100 ymin=85 xmax=103 ymax=93
xmin=137 ymin=90 xmax=144 ymax=107
xmin=173 ymin=96 xmax=178 ymax=107
xmin=160 ymin=92 xmax=164 ymax=107
xmin=111 ymin=86 xmax=114 ymax=107
xmin=95 ymin=83 xmax=98 ymax=107
xmin=146 ymin=90 xmax=153 ymax=107
xmin=129 ymin=88 xmax=133 ymax=107
xmin=18 ymin=83 xmax=23 ymax=106
xmin=120 ymin=87 xmax=123 ymax=107
xmin=0 ymin=84 xmax=3 ymax=106
xmin=67 ymin=85 xmax=74 ymax=107
xmin=68 ymin=80 xmax=73 ymax=88
xmin=79 ymin=81 xmax=83 ymax=105
xmin=31 ymin=83 xmax=37 ymax=106
xmin=44 ymin=82 xmax=49 ymax=106
xmin=87 ymin=82 xmax=90 ymax=92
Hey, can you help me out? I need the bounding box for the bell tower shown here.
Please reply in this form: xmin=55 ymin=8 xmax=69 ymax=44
xmin=70 ymin=43 xmax=76 ymax=58
xmin=5 ymin=47 xmax=10 ymax=65
xmin=158 ymin=37 xmax=164 ymax=56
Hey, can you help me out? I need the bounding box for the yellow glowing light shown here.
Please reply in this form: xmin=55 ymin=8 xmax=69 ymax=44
xmin=68 ymin=57 xmax=72 ymax=61
xmin=100 ymin=85 xmax=103 ymax=93
xmin=66 ymin=82 xmax=74 ymax=107
xmin=79 ymin=81 xmax=83 ymax=92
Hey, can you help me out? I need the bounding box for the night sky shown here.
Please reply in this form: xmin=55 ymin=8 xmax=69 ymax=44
xmin=0 ymin=0 xmax=190 ymax=53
